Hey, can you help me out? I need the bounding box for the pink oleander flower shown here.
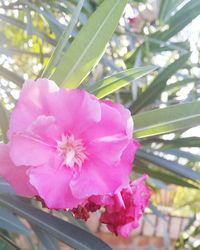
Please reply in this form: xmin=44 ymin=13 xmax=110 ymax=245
xmin=128 ymin=17 xmax=141 ymax=33
xmin=0 ymin=78 xmax=140 ymax=209
xmin=88 ymin=175 xmax=151 ymax=237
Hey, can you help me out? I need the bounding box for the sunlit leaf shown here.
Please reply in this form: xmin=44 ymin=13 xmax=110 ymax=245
xmin=133 ymin=101 xmax=200 ymax=138
xmin=155 ymin=0 xmax=200 ymax=41
xmin=51 ymin=0 xmax=127 ymax=88
xmin=131 ymin=53 xmax=190 ymax=114
xmin=0 ymin=14 xmax=56 ymax=46
xmin=159 ymin=0 xmax=183 ymax=24
xmin=89 ymin=65 xmax=157 ymax=98
xmin=42 ymin=0 xmax=85 ymax=78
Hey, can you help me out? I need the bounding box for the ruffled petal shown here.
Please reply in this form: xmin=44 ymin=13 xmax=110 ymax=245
xmin=10 ymin=134 xmax=55 ymax=166
xmin=81 ymin=102 xmax=123 ymax=141
xmin=29 ymin=165 xmax=82 ymax=209
xmin=70 ymin=159 xmax=114 ymax=199
xmin=86 ymin=135 xmax=129 ymax=165
xmin=70 ymin=140 xmax=137 ymax=199
xmin=8 ymin=78 xmax=58 ymax=139
xmin=0 ymin=144 xmax=36 ymax=197
xmin=26 ymin=115 xmax=62 ymax=145
xmin=44 ymin=88 xmax=101 ymax=135
xmin=102 ymin=100 xmax=133 ymax=138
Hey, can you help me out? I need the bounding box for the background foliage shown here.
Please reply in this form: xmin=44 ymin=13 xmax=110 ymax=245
xmin=0 ymin=0 xmax=199 ymax=249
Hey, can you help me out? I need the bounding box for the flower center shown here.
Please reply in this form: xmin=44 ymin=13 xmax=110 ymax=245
xmin=57 ymin=134 xmax=87 ymax=168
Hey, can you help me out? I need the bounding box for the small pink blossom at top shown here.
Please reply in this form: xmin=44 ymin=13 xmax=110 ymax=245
xmin=88 ymin=175 xmax=151 ymax=237
xmin=128 ymin=17 xmax=142 ymax=33
xmin=0 ymin=78 xmax=140 ymax=209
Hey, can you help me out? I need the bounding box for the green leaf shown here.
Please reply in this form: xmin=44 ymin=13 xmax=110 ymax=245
xmin=0 ymin=232 xmax=21 ymax=250
xmin=136 ymin=150 xmax=200 ymax=181
xmin=134 ymin=159 xmax=198 ymax=189
xmin=0 ymin=208 xmax=30 ymax=235
xmin=0 ymin=102 xmax=9 ymax=143
xmin=159 ymin=0 xmax=183 ymax=24
xmin=154 ymin=0 xmax=200 ymax=41
xmin=88 ymin=65 xmax=157 ymax=98
xmin=159 ymin=149 xmax=200 ymax=162
xmin=42 ymin=0 xmax=85 ymax=78
xmin=0 ymin=178 xmax=14 ymax=194
xmin=125 ymin=45 xmax=142 ymax=69
xmin=0 ymin=47 xmax=50 ymax=58
xmin=0 ymin=65 xmax=24 ymax=87
xmin=159 ymin=137 xmax=200 ymax=149
xmin=63 ymin=211 xmax=89 ymax=232
xmin=133 ymin=101 xmax=200 ymax=138
xmin=51 ymin=0 xmax=127 ymax=88
xmin=126 ymin=36 xmax=188 ymax=63
xmin=131 ymin=53 xmax=190 ymax=114
xmin=25 ymin=1 xmax=63 ymax=38
xmin=31 ymin=224 xmax=59 ymax=250
xmin=165 ymin=78 xmax=199 ymax=94
xmin=0 ymin=195 xmax=111 ymax=250
xmin=0 ymin=14 xmax=56 ymax=46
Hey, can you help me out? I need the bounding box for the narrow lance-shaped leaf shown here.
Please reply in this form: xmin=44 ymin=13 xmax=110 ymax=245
xmin=0 ymin=102 xmax=9 ymax=143
xmin=134 ymin=159 xmax=198 ymax=189
xmin=63 ymin=211 xmax=89 ymax=232
xmin=159 ymin=137 xmax=200 ymax=149
xmin=133 ymin=101 xmax=200 ymax=138
xmin=0 ymin=195 xmax=112 ymax=250
xmin=0 ymin=65 xmax=24 ymax=87
xmin=31 ymin=224 xmax=59 ymax=250
xmin=0 ymin=208 xmax=30 ymax=235
xmin=42 ymin=0 xmax=85 ymax=78
xmin=131 ymin=53 xmax=190 ymax=114
xmin=136 ymin=150 xmax=200 ymax=181
xmin=155 ymin=0 xmax=200 ymax=41
xmin=88 ymin=65 xmax=157 ymax=98
xmin=51 ymin=0 xmax=127 ymax=88
xmin=0 ymin=178 xmax=14 ymax=194
xmin=159 ymin=0 xmax=183 ymax=24
xmin=165 ymin=78 xmax=199 ymax=94
xmin=158 ymin=149 xmax=200 ymax=162
xmin=24 ymin=0 xmax=63 ymax=38
xmin=0 ymin=231 xmax=21 ymax=250
xmin=0 ymin=14 xmax=56 ymax=46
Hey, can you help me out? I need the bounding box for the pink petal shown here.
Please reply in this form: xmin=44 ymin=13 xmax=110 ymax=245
xmin=114 ymin=139 xmax=140 ymax=190
xmin=8 ymin=78 xmax=58 ymax=139
xmin=27 ymin=115 xmax=62 ymax=145
xmin=116 ymin=221 xmax=139 ymax=237
xmin=0 ymin=144 xmax=37 ymax=197
xmin=43 ymin=88 xmax=101 ymax=135
xmin=70 ymin=141 xmax=136 ymax=199
xmin=29 ymin=165 xmax=82 ymax=209
xmin=102 ymin=100 xmax=133 ymax=138
xmin=70 ymin=159 xmax=114 ymax=199
xmin=81 ymin=101 xmax=127 ymax=142
xmin=10 ymin=134 xmax=54 ymax=166
xmin=86 ymin=135 xmax=129 ymax=165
